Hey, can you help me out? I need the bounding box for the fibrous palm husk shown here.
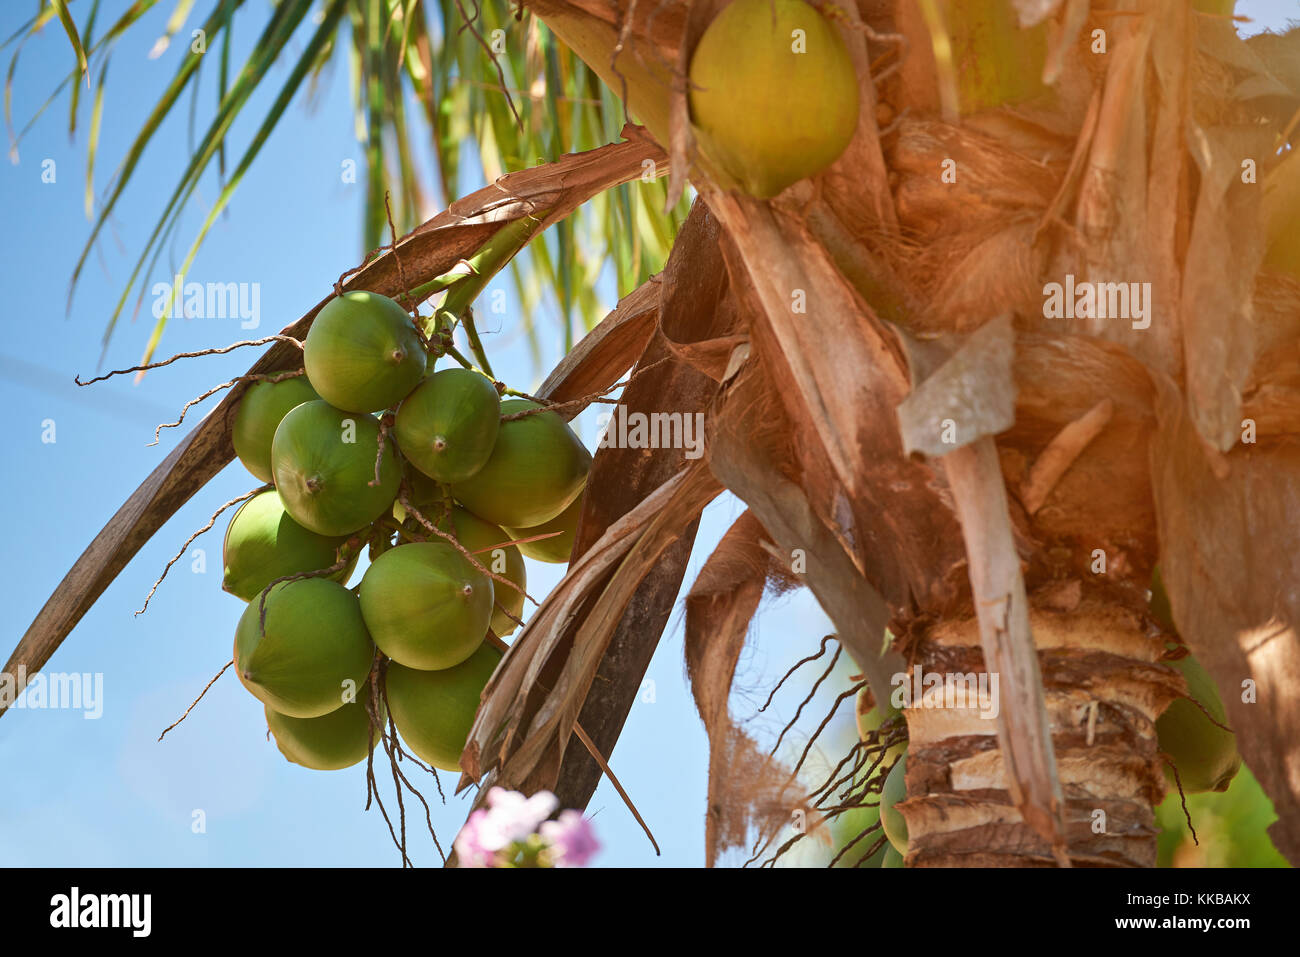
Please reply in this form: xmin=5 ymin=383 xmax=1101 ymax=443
xmin=520 ymin=0 xmax=1300 ymax=866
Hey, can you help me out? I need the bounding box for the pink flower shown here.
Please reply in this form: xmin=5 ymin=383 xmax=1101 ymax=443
xmin=454 ymin=788 xmax=560 ymax=867
xmin=539 ymin=810 xmax=601 ymax=867
xmin=482 ymin=787 xmax=559 ymax=847
xmin=453 ymin=808 xmax=497 ymax=868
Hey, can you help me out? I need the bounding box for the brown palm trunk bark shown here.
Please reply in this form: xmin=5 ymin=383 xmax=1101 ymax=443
xmin=900 ymin=593 xmax=1185 ymax=866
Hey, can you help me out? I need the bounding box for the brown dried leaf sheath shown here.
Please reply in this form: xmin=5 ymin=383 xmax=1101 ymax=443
xmin=684 ymin=509 xmax=780 ymax=866
xmin=551 ymin=200 xmax=735 ymax=809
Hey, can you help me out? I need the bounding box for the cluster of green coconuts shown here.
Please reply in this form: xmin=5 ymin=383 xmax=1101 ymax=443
xmin=221 ymin=290 xmax=591 ymax=772
xmin=854 ymin=576 xmax=1240 ymax=866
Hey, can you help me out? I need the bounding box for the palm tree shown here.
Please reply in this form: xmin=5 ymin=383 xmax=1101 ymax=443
xmin=5 ymin=0 xmax=1299 ymax=867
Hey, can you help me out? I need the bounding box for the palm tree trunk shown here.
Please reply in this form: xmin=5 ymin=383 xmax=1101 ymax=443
xmin=901 ymin=592 xmax=1184 ymax=866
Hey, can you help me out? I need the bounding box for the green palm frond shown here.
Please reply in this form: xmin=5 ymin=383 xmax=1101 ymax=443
xmin=16 ymin=0 xmax=690 ymax=368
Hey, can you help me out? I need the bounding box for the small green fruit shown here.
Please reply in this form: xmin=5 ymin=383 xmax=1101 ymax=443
xmin=265 ymin=695 xmax=384 ymax=771
xmin=394 ymin=368 xmax=501 ymax=484
xmin=1157 ymin=652 xmax=1241 ymax=794
xmin=222 ymin=491 xmax=355 ymax=601
xmin=387 ymin=490 xmax=527 ymax=636
xmin=359 ymin=542 xmax=493 ymax=671
xmin=688 ymin=0 xmax=859 ymax=198
xmin=303 ymin=291 xmax=426 ymax=413
xmin=854 ymin=687 xmax=907 ymax=768
xmin=234 ymin=578 xmax=375 ymax=718
xmin=231 ymin=376 xmax=320 ymax=483
xmin=828 ymin=787 xmax=886 ymax=868
xmin=880 ymin=753 xmax=909 ymax=856
xmin=505 ymin=488 xmax=584 ymax=564
xmin=386 ymin=644 xmax=502 ymax=771
xmin=450 ymin=400 xmax=591 ymax=529
xmin=390 ymin=464 xmax=443 ymax=525
xmin=451 ymin=507 xmax=527 ymax=637
xmin=882 ymin=844 xmax=904 ymax=868
xmin=271 ymin=400 xmax=401 ymax=536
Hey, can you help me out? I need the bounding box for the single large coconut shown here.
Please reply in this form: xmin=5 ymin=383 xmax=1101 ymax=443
xmin=231 ymin=376 xmax=320 ymax=483
xmin=393 ymin=368 xmax=501 ymax=484
xmin=505 ymin=488 xmax=584 ymax=565
xmin=1157 ymin=652 xmax=1241 ymax=794
xmin=222 ymin=490 xmax=355 ymax=601
xmin=450 ymin=399 xmax=591 ymax=529
xmin=264 ymin=694 xmax=384 ymax=771
xmin=303 ymin=291 xmax=426 ymax=413
xmin=386 ymin=644 xmax=502 ymax=771
xmin=688 ymin=0 xmax=859 ymax=199
xmin=452 ymin=506 xmax=527 ymax=636
xmin=271 ymin=400 xmax=401 ymax=536
xmin=234 ymin=578 xmax=375 ymax=718
xmin=359 ymin=541 xmax=493 ymax=671
xmin=879 ymin=752 xmax=908 ymax=856
xmin=388 ymin=490 xmax=526 ymax=636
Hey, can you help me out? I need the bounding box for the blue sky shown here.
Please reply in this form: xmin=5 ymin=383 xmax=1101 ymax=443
xmin=1 ymin=0 xmax=1293 ymax=870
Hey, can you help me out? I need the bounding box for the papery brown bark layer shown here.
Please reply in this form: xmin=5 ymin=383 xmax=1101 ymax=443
xmin=901 ymin=595 xmax=1182 ymax=867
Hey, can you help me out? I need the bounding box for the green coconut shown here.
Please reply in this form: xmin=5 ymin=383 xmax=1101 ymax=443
xmin=222 ymin=491 xmax=356 ymax=601
xmin=882 ymin=844 xmax=904 ymax=868
xmin=451 ymin=507 xmax=527 ymax=637
xmin=394 ymin=368 xmax=501 ymax=484
xmin=303 ymin=291 xmax=426 ymax=413
xmin=1157 ymin=652 xmax=1241 ymax=794
xmin=450 ymin=399 xmax=592 ymax=529
xmin=359 ymin=541 xmax=494 ymax=671
xmin=386 ymin=644 xmax=502 ymax=771
xmin=688 ymin=0 xmax=859 ymax=199
xmin=231 ymin=376 xmax=321 ymax=483
xmin=827 ymin=780 xmax=887 ymax=869
xmin=880 ymin=752 xmax=909 ymax=856
xmin=387 ymin=494 xmax=526 ymax=636
xmin=505 ymin=488 xmax=584 ymax=564
xmin=234 ymin=578 xmax=375 ymax=719
xmin=933 ymin=1 xmax=1048 ymax=115
xmin=265 ymin=695 xmax=384 ymax=771
xmin=271 ymin=400 xmax=401 ymax=536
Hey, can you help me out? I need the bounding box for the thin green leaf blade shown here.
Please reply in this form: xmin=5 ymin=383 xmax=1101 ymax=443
xmin=85 ymin=57 xmax=108 ymax=219
xmin=50 ymin=0 xmax=89 ymax=82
